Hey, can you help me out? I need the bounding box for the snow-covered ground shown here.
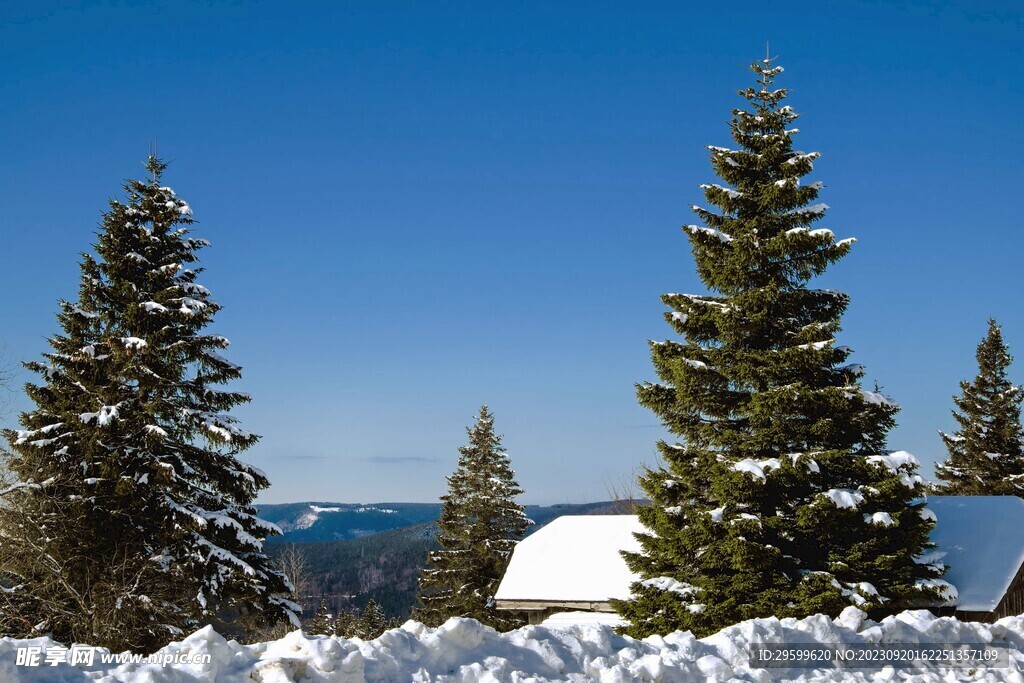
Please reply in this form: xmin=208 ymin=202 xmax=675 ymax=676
xmin=2 ymin=607 xmax=1023 ymax=682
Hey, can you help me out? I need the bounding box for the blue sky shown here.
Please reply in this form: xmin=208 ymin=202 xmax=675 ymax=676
xmin=1 ymin=1 xmax=1021 ymax=504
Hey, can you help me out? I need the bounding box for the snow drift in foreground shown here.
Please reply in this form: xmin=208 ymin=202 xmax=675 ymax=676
xmin=2 ymin=608 xmax=1023 ymax=682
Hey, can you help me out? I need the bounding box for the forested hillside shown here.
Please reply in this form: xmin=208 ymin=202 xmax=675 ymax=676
xmin=264 ymin=500 xmax=636 ymax=619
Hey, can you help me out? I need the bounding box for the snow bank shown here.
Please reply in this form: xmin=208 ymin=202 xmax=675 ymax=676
xmin=541 ymin=611 xmax=627 ymax=628
xmin=3 ymin=609 xmax=1024 ymax=681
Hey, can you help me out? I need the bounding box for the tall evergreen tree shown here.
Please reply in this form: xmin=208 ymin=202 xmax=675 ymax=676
xmin=413 ymin=406 xmax=531 ymax=630
xmin=612 ymin=60 xmax=949 ymax=638
xmin=936 ymin=319 xmax=1024 ymax=494
xmin=0 ymin=158 xmax=297 ymax=651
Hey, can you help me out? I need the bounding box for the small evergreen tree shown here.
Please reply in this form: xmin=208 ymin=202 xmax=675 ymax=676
xmin=356 ymin=599 xmax=387 ymax=639
xmin=333 ymin=609 xmax=358 ymax=638
xmin=613 ymin=60 xmax=949 ymax=638
xmin=936 ymin=319 xmax=1024 ymax=494
xmin=413 ymin=406 xmax=531 ymax=630
xmin=0 ymin=158 xmax=297 ymax=651
xmin=306 ymin=596 xmax=334 ymax=635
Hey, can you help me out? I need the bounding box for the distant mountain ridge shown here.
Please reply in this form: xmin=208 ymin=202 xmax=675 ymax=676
xmin=258 ymin=500 xmax=636 ymax=543
xmin=258 ymin=502 xmax=441 ymax=542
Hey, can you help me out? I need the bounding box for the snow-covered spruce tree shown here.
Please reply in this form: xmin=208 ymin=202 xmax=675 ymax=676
xmin=356 ymin=599 xmax=387 ymax=639
xmin=306 ymin=596 xmax=335 ymax=636
xmin=0 ymin=158 xmax=297 ymax=652
xmin=333 ymin=609 xmax=357 ymax=638
xmin=936 ymin=319 xmax=1024 ymax=494
xmin=413 ymin=406 xmax=531 ymax=630
xmin=612 ymin=60 xmax=949 ymax=638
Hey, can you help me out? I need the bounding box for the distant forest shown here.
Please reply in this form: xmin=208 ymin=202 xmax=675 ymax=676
xmin=264 ymin=501 xmax=635 ymax=620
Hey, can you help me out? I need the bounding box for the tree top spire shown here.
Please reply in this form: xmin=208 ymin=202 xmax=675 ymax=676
xmin=145 ymin=140 xmax=168 ymax=181
xmin=145 ymin=155 xmax=168 ymax=182
xmin=745 ymin=50 xmax=785 ymax=111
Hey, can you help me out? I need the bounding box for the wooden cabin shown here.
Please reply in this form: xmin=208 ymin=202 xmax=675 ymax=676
xmin=495 ymin=496 xmax=1024 ymax=626
xmin=928 ymin=495 xmax=1024 ymax=621
xmin=493 ymin=515 xmax=643 ymax=625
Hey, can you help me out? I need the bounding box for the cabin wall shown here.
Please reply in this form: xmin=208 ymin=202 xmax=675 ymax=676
xmin=995 ymin=573 xmax=1024 ymax=619
xmin=985 ymin=557 xmax=1024 ymax=620
xmin=495 ymin=599 xmax=615 ymax=625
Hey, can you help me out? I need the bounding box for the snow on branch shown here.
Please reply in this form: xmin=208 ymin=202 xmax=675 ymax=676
xmin=67 ymin=305 xmax=99 ymax=319
xmin=865 ymin=451 xmax=919 ymax=471
xmin=80 ymin=403 xmax=124 ymax=426
xmin=795 ymin=339 xmax=832 ymax=351
xmin=200 ymin=350 xmax=241 ymax=372
xmin=178 ymin=282 xmax=212 ymax=297
xmin=0 ymin=481 xmax=42 ymax=497
xmin=119 ymin=337 xmax=148 ymax=350
xmin=177 ymin=408 xmax=253 ymax=442
xmin=684 ymin=224 xmax=732 ymax=244
xmin=732 ymin=458 xmax=781 ymax=481
xmin=864 ymin=512 xmax=896 ymax=527
xmin=754 ymin=65 xmax=785 ymax=76
xmin=821 ymin=488 xmax=864 ymax=509
xmin=866 ymin=452 xmax=924 ymax=490
xmin=699 ymin=183 xmax=743 ymax=199
xmin=850 ymin=389 xmax=900 ymax=408
xmin=639 ymin=576 xmax=699 ymax=597
xmin=164 ymin=497 xmax=209 ymax=528
xmin=788 ymin=203 xmax=829 ymax=216
xmin=785 ymin=227 xmax=835 ymax=239
xmin=785 ymin=151 xmax=821 ymax=166
xmin=916 ymin=578 xmax=958 ymax=604
xmin=14 ymin=422 xmax=66 ymax=445
xmin=861 ymin=390 xmax=897 ymax=407
xmin=194 ymin=536 xmax=257 ymax=576
xmin=204 ymin=512 xmax=261 ymax=549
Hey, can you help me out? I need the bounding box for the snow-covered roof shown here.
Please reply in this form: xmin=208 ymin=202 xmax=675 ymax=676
xmin=497 ymin=500 xmax=1024 ymax=614
xmin=495 ymin=515 xmax=643 ymax=603
xmin=927 ymin=495 xmax=1024 ymax=613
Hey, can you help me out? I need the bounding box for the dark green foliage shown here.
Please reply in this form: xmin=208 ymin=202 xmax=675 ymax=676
xmin=936 ymin=319 xmax=1024 ymax=494
xmin=413 ymin=406 xmax=531 ymax=630
xmin=356 ymin=599 xmax=387 ymax=638
xmin=0 ymin=158 xmax=295 ymax=651
xmin=333 ymin=610 xmax=357 ymax=638
xmin=271 ymin=522 xmax=440 ymax=621
xmin=294 ymin=599 xmax=392 ymax=640
xmin=328 ymin=599 xmax=398 ymax=640
xmin=613 ymin=61 xmax=946 ymax=638
xmin=306 ymin=596 xmax=334 ymax=636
